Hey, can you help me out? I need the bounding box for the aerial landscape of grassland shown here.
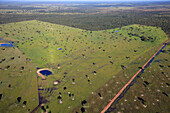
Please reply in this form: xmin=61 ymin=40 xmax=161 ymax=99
xmin=108 ymin=43 xmax=170 ymax=113
xmin=0 ymin=44 xmax=39 ymax=113
xmin=0 ymin=20 xmax=168 ymax=113
xmin=71 ymin=41 xmax=169 ymax=113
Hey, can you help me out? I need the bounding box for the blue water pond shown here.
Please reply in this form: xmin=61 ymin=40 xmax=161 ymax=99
xmin=58 ymin=48 xmax=62 ymax=50
xmin=0 ymin=43 xmax=14 ymax=47
xmin=40 ymin=70 xmax=52 ymax=76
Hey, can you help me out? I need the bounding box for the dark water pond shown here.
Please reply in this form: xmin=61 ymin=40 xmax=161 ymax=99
xmin=40 ymin=70 xmax=52 ymax=76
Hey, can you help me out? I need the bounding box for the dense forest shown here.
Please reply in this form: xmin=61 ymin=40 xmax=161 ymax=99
xmin=0 ymin=1 xmax=169 ymax=36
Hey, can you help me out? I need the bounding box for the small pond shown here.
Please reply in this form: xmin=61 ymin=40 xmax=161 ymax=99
xmin=39 ymin=70 xmax=52 ymax=76
xmin=0 ymin=43 xmax=14 ymax=47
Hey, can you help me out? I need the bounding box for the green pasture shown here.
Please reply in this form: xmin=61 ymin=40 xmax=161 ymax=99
xmin=109 ymin=44 xmax=170 ymax=113
xmin=0 ymin=20 xmax=167 ymax=113
xmin=0 ymin=47 xmax=39 ymax=113
xmin=72 ymin=41 xmax=169 ymax=113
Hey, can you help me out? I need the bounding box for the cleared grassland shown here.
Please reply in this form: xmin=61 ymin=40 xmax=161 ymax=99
xmin=71 ymin=40 xmax=169 ymax=113
xmin=107 ymin=43 xmax=170 ymax=113
xmin=0 ymin=20 xmax=168 ymax=113
xmin=0 ymin=47 xmax=39 ymax=113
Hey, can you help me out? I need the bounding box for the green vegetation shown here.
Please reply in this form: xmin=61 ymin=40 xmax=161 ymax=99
xmin=0 ymin=45 xmax=39 ymax=113
xmin=0 ymin=1 xmax=170 ymax=37
xmin=0 ymin=20 xmax=167 ymax=113
xmin=107 ymin=44 xmax=170 ymax=113
xmin=72 ymin=42 xmax=169 ymax=113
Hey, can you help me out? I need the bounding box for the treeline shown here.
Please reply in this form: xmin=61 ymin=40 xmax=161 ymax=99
xmin=0 ymin=10 xmax=169 ymax=37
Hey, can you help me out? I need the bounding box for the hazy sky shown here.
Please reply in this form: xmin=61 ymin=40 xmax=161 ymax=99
xmin=2 ymin=0 xmax=169 ymax=1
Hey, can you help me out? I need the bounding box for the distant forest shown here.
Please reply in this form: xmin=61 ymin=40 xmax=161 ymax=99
xmin=0 ymin=1 xmax=169 ymax=37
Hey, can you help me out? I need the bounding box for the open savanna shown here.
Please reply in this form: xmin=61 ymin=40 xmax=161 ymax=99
xmin=107 ymin=43 xmax=170 ymax=113
xmin=0 ymin=20 xmax=167 ymax=113
xmin=71 ymin=39 xmax=169 ymax=113
xmin=0 ymin=45 xmax=39 ymax=113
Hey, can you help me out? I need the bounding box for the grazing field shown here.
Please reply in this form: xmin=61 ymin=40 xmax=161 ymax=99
xmin=0 ymin=45 xmax=39 ymax=113
xmin=107 ymin=43 xmax=170 ymax=113
xmin=0 ymin=20 xmax=168 ymax=113
xmin=71 ymin=40 xmax=169 ymax=113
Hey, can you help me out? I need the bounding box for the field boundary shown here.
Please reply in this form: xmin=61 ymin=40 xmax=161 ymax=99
xmin=101 ymin=40 xmax=169 ymax=113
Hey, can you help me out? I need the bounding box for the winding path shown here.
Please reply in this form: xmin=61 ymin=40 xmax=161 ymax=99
xmin=101 ymin=40 xmax=169 ymax=113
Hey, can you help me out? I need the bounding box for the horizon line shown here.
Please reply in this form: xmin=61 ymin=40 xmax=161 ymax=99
xmin=0 ymin=0 xmax=170 ymax=2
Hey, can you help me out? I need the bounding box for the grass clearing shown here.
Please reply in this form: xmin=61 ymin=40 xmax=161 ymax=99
xmin=0 ymin=20 xmax=167 ymax=113
xmin=0 ymin=46 xmax=39 ymax=113
xmin=107 ymin=43 xmax=170 ymax=113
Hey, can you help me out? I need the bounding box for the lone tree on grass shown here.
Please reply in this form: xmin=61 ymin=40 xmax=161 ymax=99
xmin=72 ymin=78 xmax=75 ymax=84
xmin=23 ymin=101 xmax=27 ymax=105
xmin=81 ymin=107 xmax=85 ymax=113
xmin=0 ymin=94 xmax=2 ymax=100
xmin=88 ymin=79 xmax=91 ymax=84
xmin=17 ymin=97 xmax=21 ymax=103
xmin=8 ymin=84 xmax=11 ymax=88
xmin=121 ymin=65 xmax=127 ymax=70
xmin=41 ymin=106 xmax=46 ymax=112
xmin=93 ymin=71 xmax=97 ymax=75
xmin=63 ymin=87 xmax=67 ymax=90
xmin=85 ymin=75 xmax=88 ymax=78
xmin=57 ymin=96 xmax=62 ymax=100
xmin=81 ymin=100 xmax=87 ymax=106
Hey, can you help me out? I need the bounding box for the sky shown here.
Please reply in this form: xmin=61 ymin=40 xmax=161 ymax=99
xmin=2 ymin=0 xmax=170 ymax=1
